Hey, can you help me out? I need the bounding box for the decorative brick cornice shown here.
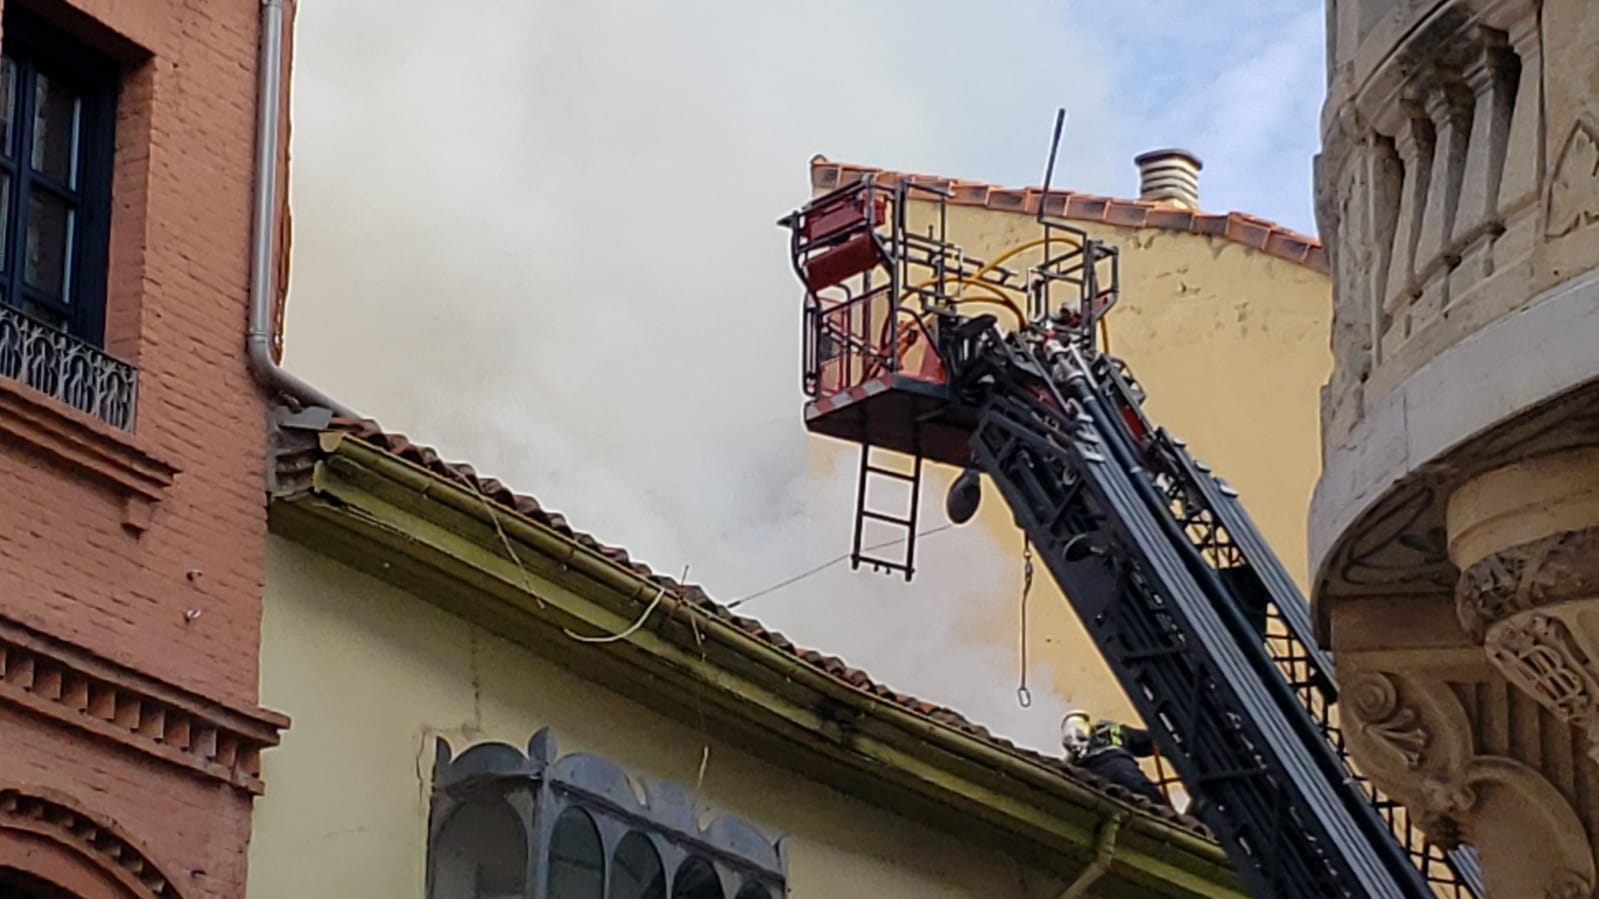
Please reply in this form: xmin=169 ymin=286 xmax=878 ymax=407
xmin=0 ymin=376 xmax=177 ymax=533
xmin=0 ymin=785 xmax=184 ymax=899
xmin=0 ymin=616 xmax=287 ymax=795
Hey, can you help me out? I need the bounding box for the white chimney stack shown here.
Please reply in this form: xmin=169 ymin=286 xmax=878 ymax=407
xmin=1134 ymin=149 xmax=1203 ymax=209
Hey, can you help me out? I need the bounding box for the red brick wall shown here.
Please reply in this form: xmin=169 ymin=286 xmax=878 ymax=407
xmin=0 ymin=705 xmax=256 ymax=899
xmin=0 ymin=0 xmax=288 ymax=893
xmin=0 ymin=0 xmax=274 ymax=707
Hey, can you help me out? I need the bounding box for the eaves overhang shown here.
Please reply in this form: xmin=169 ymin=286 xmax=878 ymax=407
xmin=268 ymin=429 xmax=1243 ymax=898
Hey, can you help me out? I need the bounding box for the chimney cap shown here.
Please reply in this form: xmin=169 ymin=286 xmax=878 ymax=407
xmin=1133 ymin=148 xmax=1203 ymax=170
xmin=1134 ymin=148 xmax=1203 ymax=209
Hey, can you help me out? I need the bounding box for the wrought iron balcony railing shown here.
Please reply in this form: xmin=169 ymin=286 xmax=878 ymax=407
xmin=0 ymin=304 xmax=137 ymax=430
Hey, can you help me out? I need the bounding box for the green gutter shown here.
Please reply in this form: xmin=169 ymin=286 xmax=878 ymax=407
xmin=279 ymin=431 xmax=1242 ymax=897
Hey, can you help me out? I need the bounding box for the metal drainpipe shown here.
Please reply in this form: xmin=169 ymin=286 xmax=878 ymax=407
xmin=1058 ymin=813 xmax=1125 ymax=899
xmin=247 ymin=0 xmax=357 ymax=418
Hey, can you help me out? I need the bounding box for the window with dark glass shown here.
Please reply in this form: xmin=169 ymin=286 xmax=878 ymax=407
xmin=0 ymin=12 xmax=115 ymax=344
xmin=609 ymin=832 xmax=666 ymax=899
xmin=547 ymin=807 xmax=604 ymax=899
xmin=671 ymin=858 xmax=721 ymax=899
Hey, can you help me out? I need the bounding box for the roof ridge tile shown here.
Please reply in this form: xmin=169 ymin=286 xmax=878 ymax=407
xmin=809 ymin=156 xmax=1325 ymax=273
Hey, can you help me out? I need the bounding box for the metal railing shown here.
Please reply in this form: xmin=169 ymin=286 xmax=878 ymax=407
xmin=0 ymin=304 xmax=137 ymax=430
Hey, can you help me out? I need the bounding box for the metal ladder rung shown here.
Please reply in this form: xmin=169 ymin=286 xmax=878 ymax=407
xmin=860 ymin=510 xmax=914 ymax=527
xmin=864 ymin=465 xmax=918 ymax=482
xmin=1193 ymin=766 xmax=1272 ymax=785
xmin=855 ymin=554 xmax=911 ymax=574
xmin=1122 ymin=646 xmax=1187 ymax=662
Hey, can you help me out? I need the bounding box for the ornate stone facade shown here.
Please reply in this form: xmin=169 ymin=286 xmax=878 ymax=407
xmin=1316 ymin=1 xmax=1599 ymax=894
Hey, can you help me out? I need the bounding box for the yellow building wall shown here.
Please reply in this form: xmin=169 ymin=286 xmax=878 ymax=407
xmin=247 ymin=535 xmax=1067 ymax=899
xmin=806 ymin=199 xmax=1333 ymax=740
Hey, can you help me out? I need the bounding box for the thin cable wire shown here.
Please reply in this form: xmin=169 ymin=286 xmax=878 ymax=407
xmin=686 ymin=607 xmax=711 ymax=794
xmin=564 ymin=583 xmax=667 ymax=643
xmin=452 ymin=471 xmax=545 ymax=608
xmin=725 ymin=523 xmax=954 ymax=611
xmin=1017 ymin=535 xmax=1034 ymax=708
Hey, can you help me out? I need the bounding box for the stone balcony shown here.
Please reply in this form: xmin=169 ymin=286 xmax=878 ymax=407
xmin=1314 ymin=1 xmax=1599 ymax=896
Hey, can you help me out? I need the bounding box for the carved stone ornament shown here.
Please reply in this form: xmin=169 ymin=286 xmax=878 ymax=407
xmin=1546 ymin=117 xmax=1599 ymax=238
xmin=1486 ymin=613 xmax=1599 ymax=733
xmin=1346 ymin=672 xmax=1430 ymax=770
xmin=1547 ymin=867 xmax=1595 ymax=899
xmin=1419 ymin=773 xmax=1477 ymax=817
xmin=1438 ymin=756 xmax=1595 ymax=899
xmin=1457 ymin=527 xmax=1599 ymax=639
xmin=1418 ymin=809 xmax=1462 ymax=851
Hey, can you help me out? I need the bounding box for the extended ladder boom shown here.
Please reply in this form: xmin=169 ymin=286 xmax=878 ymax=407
xmin=779 ymin=175 xmax=1483 ymax=898
xmin=946 ymin=322 xmax=1477 ymax=899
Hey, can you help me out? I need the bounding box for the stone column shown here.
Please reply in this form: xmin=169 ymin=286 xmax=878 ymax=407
xmin=1450 ymin=29 xmax=1515 ymax=292
xmin=1380 ymin=106 xmax=1433 ymax=358
xmin=1412 ymin=79 xmax=1473 ymax=324
xmin=1451 ymin=446 xmax=1599 ymax=762
xmin=1493 ymin=11 xmax=1544 ymax=268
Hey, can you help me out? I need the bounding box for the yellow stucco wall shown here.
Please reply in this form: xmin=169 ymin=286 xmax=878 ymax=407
xmin=247 ymin=535 xmax=1069 ymax=899
xmin=805 ymin=198 xmax=1333 ymax=740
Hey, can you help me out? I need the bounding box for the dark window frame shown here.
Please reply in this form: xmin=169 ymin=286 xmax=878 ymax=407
xmin=0 ymin=10 xmax=116 ymax=347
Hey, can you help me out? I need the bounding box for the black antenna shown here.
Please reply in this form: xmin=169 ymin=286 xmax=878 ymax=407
xmin=1032 ymin=109 xmax=1069 ymax=323
xmin=1037 ymin=108 xmax=1067 ymax=225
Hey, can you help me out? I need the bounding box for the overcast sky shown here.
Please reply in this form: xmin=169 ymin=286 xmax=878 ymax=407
xmin=283 ymin=0 xmax=1326 ymax=754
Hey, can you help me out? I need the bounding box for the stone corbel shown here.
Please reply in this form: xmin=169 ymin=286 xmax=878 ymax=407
xmin=1340 ymin=666 xmax=1596 ymax=897
xmin=1457 ymin=526 xmax=1599 ymax=763
xmin=1485 ymin=606 xmax=1599 ymax=759
xmin=1341 ymin=670 xmax=1472 ymax=813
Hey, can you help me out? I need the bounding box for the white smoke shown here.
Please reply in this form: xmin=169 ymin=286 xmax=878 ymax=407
xmin=283 ymin=0 xmax=1137 ymax=753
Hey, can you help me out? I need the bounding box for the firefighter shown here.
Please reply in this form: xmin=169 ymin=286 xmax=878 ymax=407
xmin=1061 ymin=710 xmax=1168 ymax=807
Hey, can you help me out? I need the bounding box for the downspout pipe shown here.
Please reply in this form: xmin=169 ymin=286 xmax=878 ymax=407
xmin=1058 ymin=813 xmax=1124 ymax=899
xmin=247 ymin=0 xmax=357 ymax=418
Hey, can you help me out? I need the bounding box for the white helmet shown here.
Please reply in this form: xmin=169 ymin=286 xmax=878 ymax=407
xmin=1061 ymin=710 xmax=1092 ymax=759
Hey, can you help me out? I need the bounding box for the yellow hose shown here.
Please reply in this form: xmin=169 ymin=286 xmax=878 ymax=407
xmin=882 ymin=230 xmax=1111 ymax=353
xmin=898 ymin=276 xmax=1024 ymax=322
xmin=968 ymin=237 xmax=1045 ymax=284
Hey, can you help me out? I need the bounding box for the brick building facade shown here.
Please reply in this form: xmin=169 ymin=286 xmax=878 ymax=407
xmin=0 ymin=1 xmax=291 ymax=896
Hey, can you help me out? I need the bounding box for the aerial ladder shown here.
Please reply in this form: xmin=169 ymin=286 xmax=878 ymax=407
xmin=777 ymin=117 xmax=1487 ymax=899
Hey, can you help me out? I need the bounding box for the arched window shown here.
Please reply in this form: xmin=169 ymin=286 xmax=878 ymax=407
xmin=671 ymin=857 xmax=721 ymax=899
xmin=547 ymin=807 xmax=604 ymax=899
xmin=608 ymin=831 xmax=665 ymax=899
xmin=428 ymin=737 xmax=786 ymax=899
xmin=429 ymin=796 xmax=529 ymax=899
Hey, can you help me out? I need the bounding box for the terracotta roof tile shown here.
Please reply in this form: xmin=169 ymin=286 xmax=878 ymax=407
xmin=1104 ymin=202 xmax=1151 ymax=229
xmin=989 ymin=188 xmax=1028 ymax=212
xmin=1224 ymin=213 xmax=1273 ymax=251
xmin=1192 ymin=214 xmax=1228 ymax=237
xmin=1145 ymin=207 xmax=1195 ymax=231
xmin=811 ymin=155 xmax=1327 ymax=274
xmin=315 ymin=417 xmax=1212 ymax=836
